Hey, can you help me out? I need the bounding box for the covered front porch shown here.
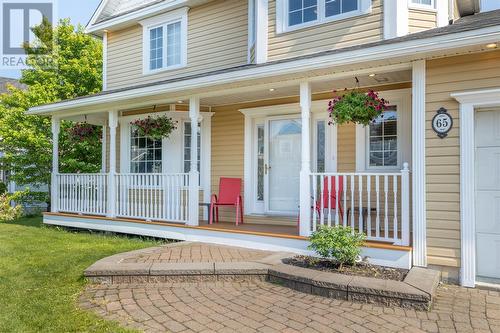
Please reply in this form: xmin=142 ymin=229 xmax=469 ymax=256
xmin=42 ymin=60 xmax=426 ymax=267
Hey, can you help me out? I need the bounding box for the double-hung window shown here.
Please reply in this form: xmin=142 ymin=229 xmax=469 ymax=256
xmin=281 ymin=0 xmax=368 ymax=32
xmin=141 ymin=8 xmax=188 ymax=74
xmin=367 ymin=106 xmax=398 ymax=168
xmin=130 ymin=126 xmax=163 ymax=173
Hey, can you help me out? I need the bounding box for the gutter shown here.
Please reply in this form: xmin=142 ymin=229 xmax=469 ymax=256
xmin=28 ymin=24 xmax=500 ymax=115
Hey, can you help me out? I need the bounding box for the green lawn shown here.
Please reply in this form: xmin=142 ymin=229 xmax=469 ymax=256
xmin=0 ymin=216 xmax=161 ymax=333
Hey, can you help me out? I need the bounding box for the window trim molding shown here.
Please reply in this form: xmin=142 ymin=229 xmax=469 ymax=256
xmin=140 ymin=7 xmax=189 ymax=75
xmin=276 ymin=0 xmax=372 ymax=34
xmin=355 ymin=89 xmax=411 ymax=172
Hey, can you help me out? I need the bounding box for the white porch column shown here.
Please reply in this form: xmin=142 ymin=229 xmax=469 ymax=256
xmin=459 ymin=102 xmax=476 ymax=287
xmin=188 ymin=97 xmax=200 ymax=226
xmin=101 ymin=122 xmax=107 ymax=173
xmin=51 ymin=117 xmax=60 ymax=213
xmin=412 ymin=60 xmax=427 ymax=267
xmin=299 ymin=82 xmax=312 ymax=237
xmin=107 ymin=110 xmax=118 ymax=218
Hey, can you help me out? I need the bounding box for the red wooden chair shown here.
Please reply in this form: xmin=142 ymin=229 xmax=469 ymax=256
xmin=209 ymin=178 xmax=244 ymax=225
xmin=297 ymin=176 xmax=344 ymax=229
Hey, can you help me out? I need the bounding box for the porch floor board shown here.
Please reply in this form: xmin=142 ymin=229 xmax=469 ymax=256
xmin=197 ymin=220 xmax=299 ymax=238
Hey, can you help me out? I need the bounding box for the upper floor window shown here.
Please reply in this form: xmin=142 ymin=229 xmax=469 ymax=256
xmin=140 ymin=8 xmax=188 ymax=74
xmin=325 ymin=0 xmax=358 ymax=18
xmin=278 ymin=0 xmax=370 ymax=33
xmin=288 ymin=0 xmax=318 ymax=26
xmin=409 ymin=0 xmax=434 ymax=8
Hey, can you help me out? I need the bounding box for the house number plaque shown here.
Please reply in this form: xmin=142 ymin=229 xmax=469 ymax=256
xmin=432 ymin=107 xmax=453 ymax=138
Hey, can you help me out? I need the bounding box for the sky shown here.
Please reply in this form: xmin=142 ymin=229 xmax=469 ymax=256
xmin=0 ymin=0 xmax=103 ymax=79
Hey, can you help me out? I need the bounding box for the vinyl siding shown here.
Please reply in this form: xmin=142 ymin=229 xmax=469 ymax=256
xmin=425 ymin=50 xmax=500 ymax=270
xmin=267 ymin=0 xmax=383 ymax=61
xmin=408 ymin=8 xmax=437 ymax=34
xmin=106 ymin=0 xmax=248 ymax=90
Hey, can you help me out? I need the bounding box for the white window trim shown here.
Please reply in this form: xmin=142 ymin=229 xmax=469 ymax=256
xmin=408 ymin=0 xmax=436 ymax=11
xmin=355 ymin=89 xmax=411 ymax=172
xmin=140 ymin=7 xmax=189 ymax=75
xmin=276 ymin=0 xmax=372 ymax=34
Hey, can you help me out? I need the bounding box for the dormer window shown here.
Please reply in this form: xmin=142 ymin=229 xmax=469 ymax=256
xmin=140 ymin=8 xmax=188 ymax=74
xmin=277 ymin=0 xmax=371 ymax=33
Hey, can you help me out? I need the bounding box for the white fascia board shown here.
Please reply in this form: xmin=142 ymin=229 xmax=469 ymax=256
xmin=86 ymin=0 xmax=109 ymax=31
xmin=29 ymin=25 xmax=500 ymax=116
xmin=85 ymin=0 xmax=189 ymax=34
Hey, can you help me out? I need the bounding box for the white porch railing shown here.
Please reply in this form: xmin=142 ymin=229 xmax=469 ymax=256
xmin=56 ymin=174 xmax=108 ymax=216
xmin=115 ymin=173 xmax=190 ymax=223
xmin=310 ymin=164 xmax=410 ymax=246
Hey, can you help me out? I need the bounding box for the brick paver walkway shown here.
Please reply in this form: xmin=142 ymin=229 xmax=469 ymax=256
xmin=120 ymin=243 xmax=274 ymax=264
xmin=80 ymin=281 xmax=500 ymax=333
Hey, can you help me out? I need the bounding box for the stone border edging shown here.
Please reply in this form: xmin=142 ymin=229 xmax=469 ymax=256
xmin=84 ymin=243 xmax=440 ymax=310
xmin=267 ymin=264 xmax=441 ymax=311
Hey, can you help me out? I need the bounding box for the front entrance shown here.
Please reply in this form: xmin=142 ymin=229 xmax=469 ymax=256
xmin=265 ymin=118 xmax=302 ymax=214
xmin=475 ymin=108 xmax=500 ymax=282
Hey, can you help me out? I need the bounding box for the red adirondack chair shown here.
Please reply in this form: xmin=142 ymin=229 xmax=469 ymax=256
xmin=320 ymin=176 xmax=344 ymax=218
xmin=209 ymin=178 xmax=244 ymax=225
xmin=297 ymin=176 xmax=344 ymax=228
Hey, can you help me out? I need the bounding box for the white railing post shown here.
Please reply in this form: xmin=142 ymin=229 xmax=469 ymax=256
xmin=299 ymin=82 xmax=312 ymax=237
xmin=107 ymin=110 xmax=118 ymax=218
xmin=188 ymin=97 xmax=200 ymax=226
xmin=401 ymin=163 xmax=410 ymax=246
xmin=51 ymin=117 xmax=60 ymax=213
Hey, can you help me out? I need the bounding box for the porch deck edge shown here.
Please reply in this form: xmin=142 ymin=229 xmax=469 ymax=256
xmin=43 ymin=212 xmax=413 ymax=252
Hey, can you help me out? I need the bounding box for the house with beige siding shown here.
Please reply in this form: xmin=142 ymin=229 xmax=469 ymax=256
xmin=28 ymin=0 xmax=500 ymax=288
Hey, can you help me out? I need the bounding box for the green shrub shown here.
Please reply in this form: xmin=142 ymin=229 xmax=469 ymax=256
xmin=308 ymin=226 xmax=365 ymax=267
xmin=0 ymin=192 xmax=23 ymax=222
xmin=0 ymin=182 xmax=7 ymax=195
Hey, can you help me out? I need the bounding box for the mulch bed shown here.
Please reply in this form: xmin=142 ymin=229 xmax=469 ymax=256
xmin=283 ymin=256 xmax=409 ymax=281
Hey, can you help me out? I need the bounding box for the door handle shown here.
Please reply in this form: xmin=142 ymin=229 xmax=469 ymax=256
xmin=265 ymin=164 xmax=271 ymax=175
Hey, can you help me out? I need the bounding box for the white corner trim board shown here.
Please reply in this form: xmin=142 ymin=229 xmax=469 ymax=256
xmin=451 ymin=87 xmax=500 ymax=288
xmin=384 ymin=0 xmax=408 ymax=39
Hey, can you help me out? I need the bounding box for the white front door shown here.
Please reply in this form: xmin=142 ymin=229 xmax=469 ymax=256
xmin=475 ymin=108 xmax=500 ymax=282
xmin=265 ymin=117 xmax=302 ymax=214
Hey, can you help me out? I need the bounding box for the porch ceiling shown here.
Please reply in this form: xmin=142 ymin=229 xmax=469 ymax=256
xmin=199 ymin=70 xmax=412 ymax=106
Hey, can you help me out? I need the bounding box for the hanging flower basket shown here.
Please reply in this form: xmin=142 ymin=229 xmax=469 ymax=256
xmin=68 ymin=122 xmax=99 ymax=142
xmin=131 ymin=115 xmax=178 ymax=140
xmin=328 ymin=89 xmax=389 ymax=126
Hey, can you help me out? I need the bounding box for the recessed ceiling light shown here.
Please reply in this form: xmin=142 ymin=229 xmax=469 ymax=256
xmin=269 ymin=88 xmax=275 ymax=92
xmin=369 ymin=73 xmax=376 ymax=77
xmin=177 ymin=100 xmax=183 ymax=103
xmin=486 ymin=43 xmax=498 ymax=49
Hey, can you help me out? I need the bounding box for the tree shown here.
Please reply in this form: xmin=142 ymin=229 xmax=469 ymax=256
xmin=0 ymin=19 xmax=103 ymax=198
